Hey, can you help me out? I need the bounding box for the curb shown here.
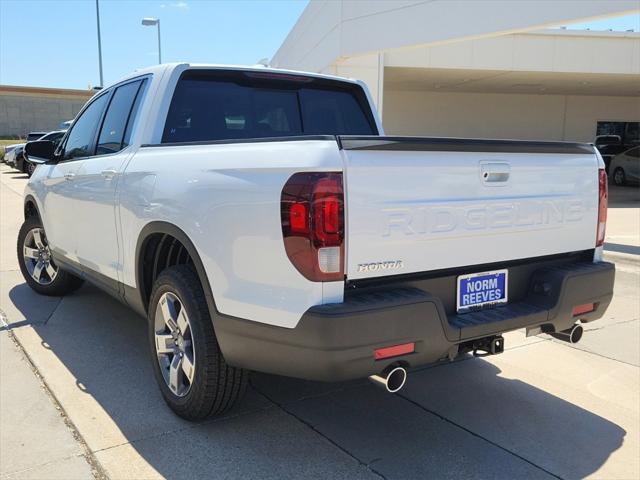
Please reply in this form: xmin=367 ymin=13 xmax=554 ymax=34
xmin=604 ymin=250 xmax=639 ymax=271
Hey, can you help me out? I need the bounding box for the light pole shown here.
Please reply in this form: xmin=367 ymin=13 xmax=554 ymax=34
xmin=95 ymin=0 xmax=104 ymax=86
xmin=141 ymin=18 xmax=162 ymax=64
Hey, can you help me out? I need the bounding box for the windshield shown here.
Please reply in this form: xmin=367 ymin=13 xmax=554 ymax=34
xmin=162 ymin=70 xmax=377 ymax=144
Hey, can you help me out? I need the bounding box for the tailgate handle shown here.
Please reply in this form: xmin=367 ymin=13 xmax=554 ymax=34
xmin=481 ymin=163 xmax=510 ymax=184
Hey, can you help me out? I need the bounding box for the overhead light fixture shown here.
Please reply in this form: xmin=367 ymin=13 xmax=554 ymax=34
xmin=141 ymin=17 xmax=162 ymax=64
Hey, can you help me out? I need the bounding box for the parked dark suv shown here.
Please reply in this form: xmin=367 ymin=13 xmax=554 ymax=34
xmin=26 ymin=132 xmax=47 ymax=142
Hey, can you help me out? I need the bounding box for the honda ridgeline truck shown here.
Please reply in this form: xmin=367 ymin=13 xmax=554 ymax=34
xmin=20 ymin=64 xmax=615 ymax=420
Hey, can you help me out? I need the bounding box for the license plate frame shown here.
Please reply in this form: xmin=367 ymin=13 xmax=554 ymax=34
xmin=456 ymin=269 xmax=508 ymax=313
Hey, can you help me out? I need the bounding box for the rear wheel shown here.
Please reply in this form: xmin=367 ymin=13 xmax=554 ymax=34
xmin=613 ymin=167 xmax=626 ymax=186
xmin=148 ymin=265 xmax=248 ymax=420
xmin=17 ymin=217 xmax=84 ymax=296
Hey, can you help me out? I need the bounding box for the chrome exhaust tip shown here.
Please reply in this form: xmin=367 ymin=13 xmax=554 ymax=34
xmin=550 ymin=323 xmax=584 ymax=344
xmin=369 ymin=366 xmax=407 ymax=393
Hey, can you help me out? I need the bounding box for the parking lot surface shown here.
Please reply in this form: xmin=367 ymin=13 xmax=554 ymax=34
xmin=1 ymin=163 xmax=638 ymax=479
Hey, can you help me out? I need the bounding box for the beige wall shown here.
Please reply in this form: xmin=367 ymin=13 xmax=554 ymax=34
xmin=383 ymin=90 xmax=640 ymax=142
xmin=0 ymin=89 xmax=91 ymax=137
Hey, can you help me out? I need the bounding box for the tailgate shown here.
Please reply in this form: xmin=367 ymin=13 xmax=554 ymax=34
xmin=339 ymin=136 xmax=599 ymax=280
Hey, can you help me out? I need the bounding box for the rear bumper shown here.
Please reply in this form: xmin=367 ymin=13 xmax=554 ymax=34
xmin=215 ymin=260 xmax=615 ymax=381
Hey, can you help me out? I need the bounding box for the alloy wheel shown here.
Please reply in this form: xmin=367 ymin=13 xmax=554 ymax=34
xmin=22 ymin=227 xmax=58 ymax=285
xmin=154 ymin=292 xmax=196 ymax=397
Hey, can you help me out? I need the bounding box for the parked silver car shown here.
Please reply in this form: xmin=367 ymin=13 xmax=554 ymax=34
xmin=610 ymin=146 xmax=640 ymax=186
xmin=3 ymin=143 xmax=22 ymax=167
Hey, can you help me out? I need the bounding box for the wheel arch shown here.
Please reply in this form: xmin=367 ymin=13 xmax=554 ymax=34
xmin=134 ymin=221 xmax=218 ymax=322
xmin=24 ymin=195 xmax=41 ymax=220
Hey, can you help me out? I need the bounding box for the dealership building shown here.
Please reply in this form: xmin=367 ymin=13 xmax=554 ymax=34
xmin=272 ymin=0 xmax=640 ymax=144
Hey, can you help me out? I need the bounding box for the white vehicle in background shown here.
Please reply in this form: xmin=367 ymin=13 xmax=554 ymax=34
xmin=4 ymin=133 xmax=46 ymax=169
xmin=20 ymin=63 xmax=615 ymax=421
xmin=3 ymin=143 xmax=22 ymax=166
xmin=610 ymin=146 xmax=640 ymax=186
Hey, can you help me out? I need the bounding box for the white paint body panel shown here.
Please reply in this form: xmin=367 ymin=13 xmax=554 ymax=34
xmin=24 ymin=63 xmax=601 ymax=330
xmin=38 ymin=160 xmax=86 ymax=263
xmin=118 ymin=140 xmax=344 ymax=328
xmin=343 ymin=149 xmax=599 ymax=279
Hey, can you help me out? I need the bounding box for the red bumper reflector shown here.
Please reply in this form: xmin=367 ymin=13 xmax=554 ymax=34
xmin=375 ymin=342 xmax=415 ymax=360
xmin=572 ymin=303 xmax=596 ymax=317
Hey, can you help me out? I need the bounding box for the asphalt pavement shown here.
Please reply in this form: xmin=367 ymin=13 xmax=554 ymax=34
xmin=0 ymin=163 xmax=638 ymax=480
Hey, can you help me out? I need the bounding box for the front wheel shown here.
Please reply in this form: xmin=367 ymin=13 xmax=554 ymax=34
xmin=613 ymin=167 xmax=626 ymax=186
xmin=17 ymin=217 xmax=84 ymax=296
xmin=148 ymin=265 xmax=248 ymax=421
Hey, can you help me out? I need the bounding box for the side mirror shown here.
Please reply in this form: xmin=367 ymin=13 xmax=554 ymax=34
xmin=25 ymin=140 xmax=57 ymax=164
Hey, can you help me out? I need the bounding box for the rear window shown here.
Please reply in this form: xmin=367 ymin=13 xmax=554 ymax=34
xmin=162 ymin=70 xmax=377 ymax=144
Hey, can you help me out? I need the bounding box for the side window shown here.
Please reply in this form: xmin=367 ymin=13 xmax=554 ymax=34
xmin=63 ymin=94 xmax=109 ymax=160
xmin=96 ymin=80 xmax=143 ymax=155
xmin=123 ymin=80 xmax=147 ymax=148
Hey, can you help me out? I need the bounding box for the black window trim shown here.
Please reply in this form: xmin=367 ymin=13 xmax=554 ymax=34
xmin=58 ymin=90 xmax=113 ymax=163
xmin=58 ymin=74 xmax=151 ymax=163
xmin=93 ymin=78 xmax=147 ymax=159
xmin=121 ymin=79 xmax=147 ymax=149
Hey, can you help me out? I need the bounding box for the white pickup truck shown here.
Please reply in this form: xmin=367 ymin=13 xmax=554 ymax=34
xmin=21 ymin=63 xmax=614 ymax=420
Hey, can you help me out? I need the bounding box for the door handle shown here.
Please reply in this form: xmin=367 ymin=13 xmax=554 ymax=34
xmin=101 ymin=169 xmax=117 ymax=179
xmin=64 ymin=173 xmax=75 ymax=181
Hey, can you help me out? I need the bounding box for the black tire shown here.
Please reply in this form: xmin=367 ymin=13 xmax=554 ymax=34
xmin=17 ymin=216 xmax=84 ymax=296
xmin=613 ymin=167 xmax=626 ymax=186
xmin=26 ymin=161 xmax=36 ymax=177
xmin=148 ymin=265 xmax=248 ymax=421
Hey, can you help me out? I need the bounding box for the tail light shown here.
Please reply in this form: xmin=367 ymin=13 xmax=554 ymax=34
xmin=596 ymin=169 xmax=608 ymax=247
xmin=281 ymin=172 xmax=344 ymax=281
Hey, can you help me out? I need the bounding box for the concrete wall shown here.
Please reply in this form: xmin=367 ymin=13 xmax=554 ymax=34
xmin=0 ymin=88 xmax=91 ymax=137
xmin=382 ymin=90 xmax=640 ymax=142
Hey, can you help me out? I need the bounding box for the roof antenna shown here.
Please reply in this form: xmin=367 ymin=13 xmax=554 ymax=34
xmin=255 ymin=58 xmax=270 ymax=68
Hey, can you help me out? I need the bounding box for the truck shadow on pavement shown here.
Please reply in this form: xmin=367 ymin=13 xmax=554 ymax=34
xmin=1 ymin=172 xmax=28 ymax=180
xmin=7 ymin=282 xmax=627 ymax=479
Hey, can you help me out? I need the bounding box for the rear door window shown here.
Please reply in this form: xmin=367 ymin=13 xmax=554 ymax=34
xmin=96 ymin=79 xmax=145 ymax=155
xmin=162 ymin=70 xmax=377 ymax=143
